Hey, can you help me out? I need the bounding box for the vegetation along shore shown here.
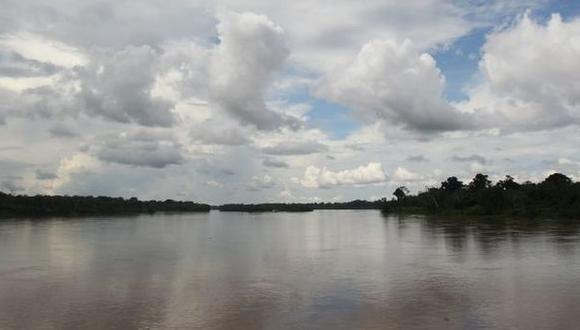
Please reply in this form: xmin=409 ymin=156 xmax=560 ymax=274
xmin=2 ymin=172 xmax=579 ymax=218
xmin=384 ymin=173 xmax=580 ymax=218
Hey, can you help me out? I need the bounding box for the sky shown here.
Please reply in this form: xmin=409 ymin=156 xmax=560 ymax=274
xmin=1 ymin=0 xmax=580 ymax=204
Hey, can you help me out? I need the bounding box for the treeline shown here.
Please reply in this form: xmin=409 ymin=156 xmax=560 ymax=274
xmin=219 ymin=203 xmax=314 ymax=212
xmin=0 ymin=192 xmax=210 ymax=217
xmin=384 ymin=173 xmax=580 ymax=218
xmin=218 ymin=200 xmax=383 ymax=213
xmin=309 ymin=200 xmax=384 ymax=209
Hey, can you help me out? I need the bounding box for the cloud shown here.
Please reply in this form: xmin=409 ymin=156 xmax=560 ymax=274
xmin=451 ymin=154 xmax=487 ymax=164
xmin=221 ymin=1 xmax=475 ymax=73
xmin=261 ymin=140 xmax=328 ymax=155
xmin=157 ymin=41 xmax=211 ymax=101
xmin=262 ymin=158 xmax=289 ymax=168
xmin=0 ymin=50 xmax=60 ymax=77
xmin=205 ymin=180 xmax=223 ymax=188
xmin=459 ymin=13 xmax=580 ymax=131
xmin=345 ymin=144 xmax=365 ymax=152
xmin=0 ymin=11 xmax=303 ymax=137
xmin=190 ymin=120 xmax=252 ymax=146
xmin=35 ymin=169 xmax=57 ymax=180
xmin=156 ymin=11 xmax=302 ymax=132
xmin=2 ymin=1 xmax=580 ymax=203
xmin=406 ymin=155 xmax=429 ymax=162
xmin=0 ymin=83 xmax=76 ymax=122
xmin=0 ymin=0 xmax=500 ymax=75
xmin=1 ymin=180 xmax=24 ymax=193
xmin=317 ymin=39 xmax=475 ymax=133
xmin=20 ymin=84 xmax=81 ymax=120
xmin=317 ymin=13 xmax=580 ymax=135
xmin=0 ymin=33 xmax=87 ymax=68
xmin=209 ymin=11 xmax=299 ymax=130
xmin=51 ymin=153 xmax=100 ymax=193
xmin=300 ymin=162 xmax=387 ymax=188
xmin=1 ymin=45 xmax=176 ymax=126
xmin=0 ymin=1 xmax=214 ymax=50
xmin=48 ymin=123 xmax=78 ymax=138
xmin=92 ymin=129 xmax=184 ymax=168
xmin=392 ymin=166 xmax=422 ymax=182
xmin=248 ymin=174 xmax=276 ymax=191
xmin=78 ymin=46 xmax=175 ymax=127
xmin=0 ymin=89 xmax=12 ymax=124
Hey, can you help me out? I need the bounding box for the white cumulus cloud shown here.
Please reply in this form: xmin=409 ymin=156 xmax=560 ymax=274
xmin=301 ymin=162 xmax=387 ymax=188
xmin=460 ymin=13 xmax=580 ymax=131
xmin=317 ymin=39 xmax=474 ymax=133
xmin=209 ymin=11 xmax=298 ymax=130
xmin=392 ymin=166 xmax=422 ymax=182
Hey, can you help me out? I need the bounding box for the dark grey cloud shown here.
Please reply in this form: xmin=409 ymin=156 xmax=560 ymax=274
xmin=1 ymin=0 xmax=215 ymax=49
xmin=450 ymin=154 xmax=487 ymax=164
xmin=1 ymin=180 xmax=23 ymax=193
xmin=345 ymin=144 xmax=365 ymax=151
xmin=199 ymin=167 xmax=235 ymax=176
xmin=315 ymin=25 xmax=362 ymax=49
xmin=0 ymin=50 xmax=60 ymax=77
xmin=0 ymin=146 xmax=20 ymax=151
xmin=95 ymin=144 xmax=183 ymax=169
xmin=262 ymin=141 xmax=328 ymax=156
xmin=92 ymin=130 xmax=184 ymax=168
xmin=0 ymin=48 xmax=174 ymax=128
xmin=262 ymin=158 xmax=289 ymax=168
xmin=540 ymin=158 xmax=580 ymax=173
xmin=35 ymin=169 xmax=57 ymax=180
xmin=190 ymin=122 xmax=251 ymax=146
xmin=218 ymin=169 xmax=235 ymax=176
xmin=20 ymin=86 xmax=78 ymax=120
xmin=49 ymin=123 xmax=78 ymax=138
xmin=0 ymin=88 xmax=18 ymax=124
xmin=78 ymin=46 xmax=175 ymax=127
xmin=406 ymin=155 xmax=428 ymax=162
xmin=0 ymin=159 xmax=34 ymax=171
xmin=247 ymin=174 xmax=276 ymax=191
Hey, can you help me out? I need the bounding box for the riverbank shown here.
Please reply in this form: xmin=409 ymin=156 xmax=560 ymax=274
xmin=0 ymin=192 xmax=210 ymax=217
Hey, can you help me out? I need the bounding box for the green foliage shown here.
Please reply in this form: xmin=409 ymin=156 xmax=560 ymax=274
xmin=468 ymin=173 xmax=491 ymax=192
xmin=441 ymin=177 xmax=464 ymax=193
xmin=393 ymin=186 xmax=410 ymax=201
xmin=383 ymin=173 xmax=580 ymax=218
xmin=219 ymin=203 xmax=314 ymax=212
xmin=0 ymin=193 xmax=210 ymax=217
xmin=219 ymin=200 xmax=385 ymax=212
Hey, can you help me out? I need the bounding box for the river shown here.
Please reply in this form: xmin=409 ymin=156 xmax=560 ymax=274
xmin=1 ymin=210 xmax=579 ymax=329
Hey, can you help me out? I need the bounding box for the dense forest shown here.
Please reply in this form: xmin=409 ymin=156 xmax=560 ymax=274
xmin=3 ymin=173 xmax=579 ymax=218
xmin=384 ymin=173 xmax=580 ymax=218
xmin=219 ymin=203 xmax=315 ymax=212
xmin=309 ymin=200 xmax=384 ymax=209
xmin=0 ymin=192 xmax=210 ymax=216
xmin=218 ymin=200 xmax=384 ymax=212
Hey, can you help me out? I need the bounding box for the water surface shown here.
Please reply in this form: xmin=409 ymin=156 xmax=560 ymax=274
xmin=1 ymin=211 xmax=579 ymax=329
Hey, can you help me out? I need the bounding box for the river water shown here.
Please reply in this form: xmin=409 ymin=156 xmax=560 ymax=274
xmin=1 ymin=210 xmax=579 ymax=329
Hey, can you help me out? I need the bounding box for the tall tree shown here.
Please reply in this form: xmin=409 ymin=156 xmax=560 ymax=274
xmin=441 ymin=177 xmax=463 ymax=192
xmin=469 ymin=173 xmax=491 ymax=191
xmin=393 ymin=186 xmax=410 ymax=201
xmin=542 ymin=173 xmax=572 ymax=187
xmin=497 ymin=175 xmax=519 ymax=190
